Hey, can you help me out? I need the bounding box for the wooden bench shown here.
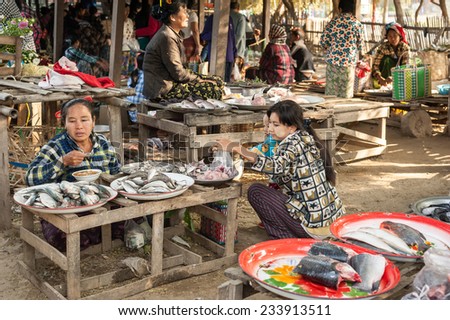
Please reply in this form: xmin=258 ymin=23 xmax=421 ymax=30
xmin=19 ymin=177 xmax=242 ymax=299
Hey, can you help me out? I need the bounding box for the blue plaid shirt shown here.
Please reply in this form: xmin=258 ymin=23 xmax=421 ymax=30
xmin=26 ymin=131 xmax=121 ymax=186
xmin=126 ymin=70 xmax=145 ymax=104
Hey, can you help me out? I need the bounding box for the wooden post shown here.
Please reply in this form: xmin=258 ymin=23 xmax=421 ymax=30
xmin=262 ymin=0 xmax=270 ymax=46
xmin=447 ymin=91 xmax=450 ymax=136
xmin=109 ymin=0 xmax=125 ymax=86
xmin=209 ymin=0 xmax=230 ymax=79
xmin=53 ymin=0 xmax=64 ymax=62
xmin=0 ymin=114 xmax=11 ymax=230
xmin=198 ymin=0 xmax=205 ymax=33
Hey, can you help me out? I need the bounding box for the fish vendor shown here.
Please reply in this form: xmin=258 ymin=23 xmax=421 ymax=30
xmin=25 ymin=97 xmax=121 ymax=251
xmin=216 ymin=100 xmax=346 ymax=239
xmin=143 ymin=0 xmax=224 ymax=101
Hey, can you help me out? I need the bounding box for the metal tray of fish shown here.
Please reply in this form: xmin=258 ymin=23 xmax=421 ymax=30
xmin=13 ymin=182 xmax=117 ymax=214
xmin=193 ymin=175 xmax=237 ymax=186
xmin=410 ymin=196 xmax=450 ymax=224
xmin=330 ymin=212 xmax=450 ymax=262
xmin=110 ymin=172 xmax=194 ymax=201
xmin=239 ymin=238 xmax=401 ymax=300
xmin=364 ymin=89 xmax=392 ymax=96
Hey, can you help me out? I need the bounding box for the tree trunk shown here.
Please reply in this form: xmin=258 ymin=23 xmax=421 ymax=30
xmin=393 ymin=0 xmax=405 ymax=26
xmin=431 ymin=0 xmax=449 ymax=25
xmin=281 ymin=0 xmax=298 ymax=25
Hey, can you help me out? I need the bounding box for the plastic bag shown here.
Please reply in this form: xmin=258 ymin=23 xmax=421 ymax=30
xmin=231 ymin=63 xmax=241 ymax=81
xmin=402 ymin=247 xmax=450 ymax=300
xmin=124 ymin=219 xmax=145 ymax=250
xmin=210 ymin=150 xmax=234 ymax=171
xmin=125 ymin=38 xmax=141 ymax=52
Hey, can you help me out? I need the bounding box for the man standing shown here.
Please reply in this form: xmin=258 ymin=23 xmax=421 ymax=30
xmin=230 ymin=1 xmax=246 ymax=71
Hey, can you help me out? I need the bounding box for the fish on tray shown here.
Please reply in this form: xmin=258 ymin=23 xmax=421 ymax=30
xmin=421 ymin=203 xmax=450 ymax=223
xmin=307 ymin=241 xmax=357 ymax=262
xmin=380 ymin=221 xmax=431 ymax=253
xmin=349 ymin=254 xmax=386 ymax=293
xmin=20 ymin=181 xmax=110 ymax=208
xmin=292 ymin=255 xmax=361 ymax=289
xmin=342 ymin=230 xmax=406 ymax=255
xmin=114 ymin=169 xmax=187 ymax=194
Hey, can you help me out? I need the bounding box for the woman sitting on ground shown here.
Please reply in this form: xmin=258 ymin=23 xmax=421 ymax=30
xmin=372 ymin=22 xmax=410 ymax=88
xmin=258 ymin=24 xmax=295 ymax=84
xmin=217 ymin=100 xmax=345 ymax=239
xmin=143 ymin=0 xmax=223 ymax=101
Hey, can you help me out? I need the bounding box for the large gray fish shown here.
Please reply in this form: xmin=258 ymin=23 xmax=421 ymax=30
xmin=380 ymin=221 xmax=430 ymax=253
xmin=349 ymin=254 xmax=386 ymax=293
xmin=307 ymin=241 xmax=357 ymax=262
xmin=292 ymin=255 xmax=361 ymax=289
xmin=194 ymin=99 xmax=215 ymax=109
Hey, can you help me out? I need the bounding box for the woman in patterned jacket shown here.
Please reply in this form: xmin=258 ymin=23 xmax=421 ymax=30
xmin=320 ymin=0 xmax=364 ymax=98
xmin=217 ymin=100 xmax=345 ymax=239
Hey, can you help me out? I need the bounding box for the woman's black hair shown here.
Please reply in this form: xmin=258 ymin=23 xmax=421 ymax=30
xmin=339 ymin=0 xmax=355 ymax=14
xmin=267 ymin=100 xmax=336 ymax=185
xmin=152 ymin=0 xmax=187 ymax=25
xmin=60 ymin=98 xmax=95 ymax=126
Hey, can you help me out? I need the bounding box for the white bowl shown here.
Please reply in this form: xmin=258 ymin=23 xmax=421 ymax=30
xmin=72 ymin=169 xmax=102 ymax=182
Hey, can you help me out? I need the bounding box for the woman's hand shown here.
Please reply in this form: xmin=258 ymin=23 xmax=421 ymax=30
xmin=62 ymin=151 xmax=86 ymax=167
xmin=377 ymin=74 xmax=389 ymax=86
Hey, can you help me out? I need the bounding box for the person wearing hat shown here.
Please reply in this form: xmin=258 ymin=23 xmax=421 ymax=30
xmin=320 ymin=0 xmax=364 ymax=98
xmin=259 ymin=24 xmax=295 ymax=84
xmin=372 ymin=22 xmax=410 ymax=88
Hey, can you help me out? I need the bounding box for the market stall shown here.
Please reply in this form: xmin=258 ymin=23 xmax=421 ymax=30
xmin=0 ymin=79 xmax=133 ymax=230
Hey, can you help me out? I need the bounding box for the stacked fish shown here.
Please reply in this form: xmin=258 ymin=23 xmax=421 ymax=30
xmin=113 ymin=169 xmax=187 ymax=194
xmin=176 ymin=99 xmax=229 ymax=110
xmin=421 ymin=202 xmax=450 ymax=223
xmin=20 ymin=181 xmax=111 ymax=208
xmin=342 ymin=220 xmax=436 ymax=256
xmin=292 ymin=242 xmax=386 ymax=292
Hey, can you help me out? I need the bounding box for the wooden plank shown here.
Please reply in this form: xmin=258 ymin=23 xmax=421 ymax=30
xmin=224 ymin=198 xmax=238 ymax=257
xmin=109 ymin=0 xmax=125 ymax=86
xmin=138 ymin=114 xmax=191 ymax=136
xmin=163 ymin=238 xmax=202 ymax=265
xmin=194 ymin=132 xmax=265 ymax=147
xmin=185 ymin=228 xmax=225 ymax=256
xmin=184 ymin=113 xmax=265 ymax=126
xmin=82 ymin=255 xmax=237 ymax=300
xmin=337 ymin=126 xmax=387 ymax=146
xmin=335 ymin=146 xmax=387 ymax=163
xmin=108 ymin=104 xmax=124 ymax=164
xmin=66 ymin=231 xmax=81 ymax=299
xmin=0 ymin=115 xmax=11 ymax=229
xmin=0 ymin=80 xmax=51 ymax=95
xmin=217 ymin=279 xmax=243 ymax=300
xmin=190 ymin=205 xmax=227 ymax=225
xmin=17 ymin=261 xmax=67 ymax=300
xmin=20 ymin=227 xmax=69 ymax=270
xmin=335 ymin=107 xmax=390 ymax=123
xmin=151 ymin=212 xmax=165 ymax=275
xmin=21 ymin=208 xmax=36 ymax=270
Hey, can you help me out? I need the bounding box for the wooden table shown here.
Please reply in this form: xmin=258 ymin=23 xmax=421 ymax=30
xmin=138 ymin=101 xmax=336 ymax=163
xmin=316 ymin=97 xmax=391 ymax=164
xmin=217 ymin=263 xmax=422 ymax=300
xmin=0 ymin=79 xmax=133 ymax=229
xmin=18 ymin=176 xmax=242 ymax=299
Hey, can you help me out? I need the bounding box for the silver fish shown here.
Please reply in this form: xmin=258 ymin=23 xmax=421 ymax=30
xmin=60 ymin=181 xmax=81 ymax=195
xmin=38 ymin=192 xmax=58 ymax=208
xmin=342 ymin=231 xmax=402 ymax=254
xmin=349 ymin=254 xmax=386 ymax=293
xmin=180 ymin=100 xmax=197 ymax=109
xmin=24 ymin=192 xmax=38 ymax=206
xmin=194 ymin=99 xmax=215 ymax=109
xmin=80 ymin=190 xmax=100 ymax=206
xmin=207 ymin=99 xmax=228 ymax=109
xmin=358 ymin=227 xmax=416 ymax=255
xmin=122 ymin=181 xmax=139 ymax=193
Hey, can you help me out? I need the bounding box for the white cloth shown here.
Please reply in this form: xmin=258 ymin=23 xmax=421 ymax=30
xmin=181 ymin=11 xmax=198 ymax=39
xmin=38 ymin=70 xmax=85 ymax=89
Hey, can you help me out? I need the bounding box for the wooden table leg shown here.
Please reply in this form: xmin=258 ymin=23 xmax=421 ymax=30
xmin=138 ymin=122 xmax=149 ymax=162
xmin=224 ymin=197 xmax=238 ymax=257
xmin=151 ymin=212 xmax=164 ymax=275
xmin=66 ymin=231 xmax=81 ymax=299
xmin=0 ymin=115 xmax=11 ymax=229
xmin=21 ymin=208 xmax=36 ymax=269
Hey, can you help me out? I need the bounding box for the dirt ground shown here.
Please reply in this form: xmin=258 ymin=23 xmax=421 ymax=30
xmin=1 ymin=123 xmax=449 ymax=300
